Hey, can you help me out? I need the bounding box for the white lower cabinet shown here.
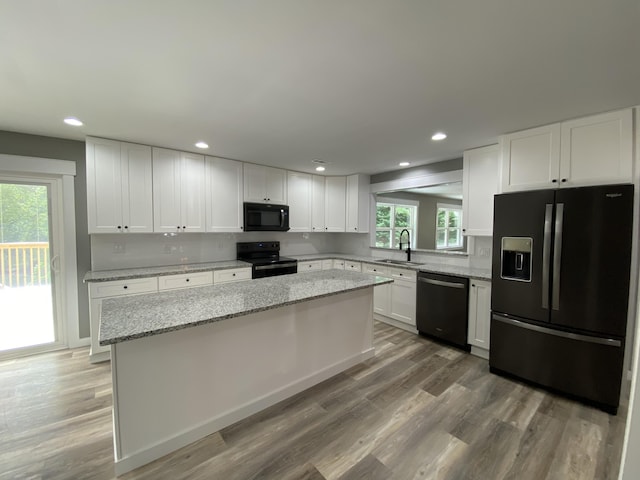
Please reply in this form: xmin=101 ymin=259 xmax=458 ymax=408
xmin=468 ymin=279 xmax=492 ymax=359
xmin=88 ymin=277 xmax=159 ymax=363
xmin=345 ymin=261 xmax=362 ymax=272
xmin=365 ymin=264 xmax=416 ymax=329
xmin=321 ymin=259 xmax=334 ymax=270
xmin=332 ymin=259 xmax=346 ymax=270
xmin=298 ymin=260 xmax=323 ymax=272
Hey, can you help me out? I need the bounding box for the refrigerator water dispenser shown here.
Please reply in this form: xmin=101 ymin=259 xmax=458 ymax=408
xmin=501 ymin=237 xmax=532 ymax=282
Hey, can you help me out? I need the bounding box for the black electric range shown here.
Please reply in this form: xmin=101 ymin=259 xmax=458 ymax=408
xmin=236 ymin=241 xmax=298 ymax=279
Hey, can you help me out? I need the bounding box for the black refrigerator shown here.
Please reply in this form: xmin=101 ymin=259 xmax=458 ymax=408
xmin=490 ymin=184 xmax=634 ymax=414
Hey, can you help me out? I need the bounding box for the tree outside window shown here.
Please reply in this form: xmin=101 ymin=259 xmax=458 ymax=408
xmin=436 ymin=204 xmax=463 ymax=249
xmin=376 ymin=202 xmax=416 ymax=248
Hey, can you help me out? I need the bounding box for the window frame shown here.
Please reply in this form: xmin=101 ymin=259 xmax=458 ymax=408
xmin=436 ymin=203 xmax=463 ymax=250
xmin=375 ymin=197 xmax=418 ymax=249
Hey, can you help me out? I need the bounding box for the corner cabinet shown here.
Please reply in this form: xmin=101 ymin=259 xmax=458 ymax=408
xmin=467 ymin=279 xmax=491 ymax=359
xmin=462 ymin=144 xmax=500 ymax=236
xmin=153 ymin=148 xmax=206 ymax=233
xmin=205 ymin=156 xmax=244 ymax=232
xmin=243 ymin=164 xmax=287 ymax=204
xmin=346 ymin=174 xmax=370 ymax=233
xmin=287 ymin=171 xmax=312 ymax=232
xmin=501 ymin=108 xmax=632 ymax=192
xmin=86 ymin=137 xmax=154 ymax=234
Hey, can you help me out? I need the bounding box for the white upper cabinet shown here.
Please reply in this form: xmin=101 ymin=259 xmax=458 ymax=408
xmin=500 ymin=124 xmax=561 ymax=192
xmin=153 ymin=148 xmax=206 ymax=233
xmin=205 ymin=156 xmax=244 ymax=232
xmin=462 ymin=144 xmax=500 ymax=236
xmin=287 ymin=171 xmax=312 ymax=232
xmin=501 ymin=108 xmax=633 ymax=192
xmin=311 ymin=175 xmax=326 ymax=232
xmin=559 ymin=109 xmax=633 ymax=187
xmin=346 ymin=174 xmax=370 ymax=233
xmin=86 ymin=137 xmax=153 ymax=234
xmin=243 ymin=164 xmax=287 ymax=204
xmin=324 ymin=176 xmax=346 ymax=232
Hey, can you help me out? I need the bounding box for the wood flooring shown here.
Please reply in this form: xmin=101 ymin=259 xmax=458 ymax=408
xmin=0 ymin=322 xmax=627 ymax=479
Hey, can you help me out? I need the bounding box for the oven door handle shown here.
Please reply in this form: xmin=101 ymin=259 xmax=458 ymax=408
xmin=254 ymin=262 xmax=298 ymax=271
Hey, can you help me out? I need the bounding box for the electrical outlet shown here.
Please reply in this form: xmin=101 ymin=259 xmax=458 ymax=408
xmin=113 ymin=242 xmax=125 ymax=254
xmin=164 ymin=245 xmax=177 ymax=254
xmin=479 ymin=247 xmax=491 ymax=257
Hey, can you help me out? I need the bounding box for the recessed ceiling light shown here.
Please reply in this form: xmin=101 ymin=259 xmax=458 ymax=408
xmin=315 ymin=166 xmax=326 ymax=172
xmin=431 ymin=132 xmax=447 ymax=141
xmin=63 ymin=117 xmax=83 ymax=126
xmin=195 ymin=141 xmax=209 ymax=149
xmin=399 ymin=162 xmax=410 ymax=167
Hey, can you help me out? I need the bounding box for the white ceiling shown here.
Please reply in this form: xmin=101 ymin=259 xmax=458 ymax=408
xmin=1 ymin=1 xmax=639 ymax=176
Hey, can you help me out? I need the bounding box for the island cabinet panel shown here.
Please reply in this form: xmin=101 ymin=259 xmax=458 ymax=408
xmin=205 ymin=156 xmax=244 ymax=232
xmin=109 ymin=288 xmax=374 ymax=475
xmin=287 ymin=171 xmax=312 ymax=232
xmin=86 ymin=137 xmax=153 ymax=234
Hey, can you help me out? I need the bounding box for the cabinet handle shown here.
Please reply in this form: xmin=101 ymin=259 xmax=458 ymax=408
xmin=551 ymin=179 xmax=558 ymax=183
xmin=472 ymin=284 xmax=476 ymax=287
xmin=177 ymin=226 xmax=181 ymax=230
xmin=232 ymin=273 xmax=236 ymax=276
xmin=183 ymin=226 xmax=186 ymax=230
xmin=124 ymin=226 xmax=128 ymax=229
xmin=186 ymin=278 xmax=190 ymax=282
xmin=561 ymin=178 xmax=567 ymax=183
xmin=123 ymin=285 xmax=128 ymax=289
xmin=117 ymin=225 xmax=122 ymax=230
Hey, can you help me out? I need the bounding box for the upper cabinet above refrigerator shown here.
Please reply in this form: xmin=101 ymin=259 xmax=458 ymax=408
xmin=500 ymin=108 xmax=633 ymax=193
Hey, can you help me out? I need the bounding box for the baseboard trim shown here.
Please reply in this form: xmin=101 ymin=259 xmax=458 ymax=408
xmin=113 ymin=347 xmax=375 ymax=476
xmin=374 ymin=314 xmax=418 ymax=334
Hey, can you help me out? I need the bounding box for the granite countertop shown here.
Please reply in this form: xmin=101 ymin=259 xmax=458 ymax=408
xmin=99 ymin=270 xmax=393 ymax=346
xmin=83 ymin=260 xmax=252 ymax=283
xmin=291 ymin=253 xmax=491 ymax=280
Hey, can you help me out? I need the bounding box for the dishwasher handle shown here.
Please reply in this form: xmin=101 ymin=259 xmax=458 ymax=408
xmin=418 ymin=277 xmax=466 ymax=289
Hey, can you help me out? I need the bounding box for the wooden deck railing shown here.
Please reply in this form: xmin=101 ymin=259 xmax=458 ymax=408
xmin=0 ymin=242 xmax=50 ymax=287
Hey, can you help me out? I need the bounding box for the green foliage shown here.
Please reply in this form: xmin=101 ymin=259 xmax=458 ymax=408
xmin=0 ymin=183 xmax=49 ymax=243
xmin=376 ymin=205 xmax=391 ymax=227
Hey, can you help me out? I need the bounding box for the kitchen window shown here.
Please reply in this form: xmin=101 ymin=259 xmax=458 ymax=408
xmin=375 ymin=200 xmax=417 ymax=248
xmin=436 ymin=204 xmax=463 ymax=249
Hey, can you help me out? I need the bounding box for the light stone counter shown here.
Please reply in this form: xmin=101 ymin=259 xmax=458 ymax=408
xmin=83 ymin=260 xmax=251 ymax=283
xmin=100 ymin=269 xmax=393 ymax=345
xmin=290 ymin=253 xmax=491 ymax=280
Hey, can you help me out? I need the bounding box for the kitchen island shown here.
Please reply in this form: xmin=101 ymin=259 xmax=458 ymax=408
xmin=99 ymin=270 xmax=392 ymax=475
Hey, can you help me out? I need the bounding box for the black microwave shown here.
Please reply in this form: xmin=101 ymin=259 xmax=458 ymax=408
xmin=243 ymin=202 xmax=290 ymax=231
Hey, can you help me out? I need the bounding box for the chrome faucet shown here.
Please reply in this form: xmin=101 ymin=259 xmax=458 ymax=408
xmin=399 ymin=229 xmax=411 ymax=262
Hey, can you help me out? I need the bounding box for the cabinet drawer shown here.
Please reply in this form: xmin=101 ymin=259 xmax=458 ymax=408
xmin=387 ymin=267 xmax=417 ymax=282
xmin=363 ymin=263 xmax=388 ymax=276
xmin=158 ymin=271 xmax=213 ymax=291
xmin=332 ymin=259 xmax=345 ymax=270
xmin=89 ymin=277 xmax=158 ymax=298
xmin=298 ymin=260 xmax=323 ymax=272
xmin=321 ymin=259 xmax=334 ymax=270
xmin=345 ymin=261 xmax=361 ymax=272
xmin=213 ymin=268 xmax=252 ymax=284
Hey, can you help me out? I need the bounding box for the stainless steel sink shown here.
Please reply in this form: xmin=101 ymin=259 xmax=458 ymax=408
xmin=378 ymin=259 xmax=423 ymax=266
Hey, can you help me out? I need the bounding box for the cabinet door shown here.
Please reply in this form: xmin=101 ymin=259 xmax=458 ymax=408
xmin=346 ymin=174 xmax=370 ymax=233
xmin=153 ymin=147 xmax=183 ymax=232
xmin=324 ymin=176 xmax=346 ymax=232
xmin=298 ymin=260 xmax=322 ymax=272
xmin=560 ymin=108 xmax=633 ymax=187
xmin=468 ymin=280 xmax=491 ymax=349
xmin=180 ymin=152 xmax=206 ymax=232
xmin=321 ymin=259 xmax=333 ymax=270
xmin=390 ymin=279 xmax=416 ymax=326
xmin=243 ymin=164 xmax=267 ymax=203
xmin=311 ymin=175 xmax=326 ymax=232
xmin=205 ymin=157 xmax=244 ymax=232
xmin=462 ymin=144 xmax=500 ymax=236
xmin=86 ymin=137 xmax=124 ymax=233
xmin=121 ymin=142 xmax=153 ymax=233
xmin=265 ymin=167 xmax=287 ymax=204
xmin=287 ymin=171 xmax=311 ymax=232
xmin=332 ymin=259 xmax=345 ymax=269
xmin=501 ymin=124 xmax=561 ymax=192
xmin=363 ymin=264 xmax=390 ymax=316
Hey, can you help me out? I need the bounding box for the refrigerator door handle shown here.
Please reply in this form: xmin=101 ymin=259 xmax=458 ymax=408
xmin=552 ymin=203 xmax=564 ymax=310
xmin=542 ymin=203 xmax=553 ymax=309
xmin=492 ymin=314 xmax=621 ymax=347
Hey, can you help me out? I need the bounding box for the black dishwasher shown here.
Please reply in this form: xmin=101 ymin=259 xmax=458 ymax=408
xmin=416 ymin=271 xmax=470 ymax=350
